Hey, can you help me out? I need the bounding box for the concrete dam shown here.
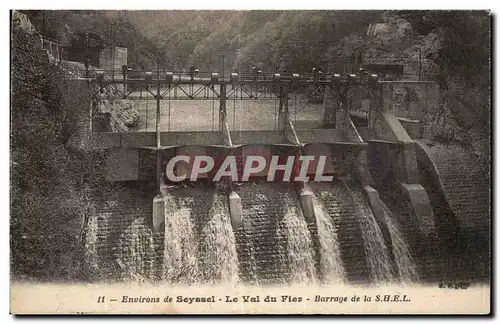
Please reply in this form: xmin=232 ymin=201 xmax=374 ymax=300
xmin=73 ymin=70 xmax=489 ymax=285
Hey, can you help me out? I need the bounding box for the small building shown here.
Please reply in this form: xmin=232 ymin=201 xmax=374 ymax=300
xmin=99 ymin=47 xmax=128 ymax=72
xmin=63 ymin=32 xmax=104 ymax=67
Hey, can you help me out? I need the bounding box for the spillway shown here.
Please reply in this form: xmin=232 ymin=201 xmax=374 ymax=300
xmin=308 ymin=181 xmax=370 ymax=284
xmin=118 ymin=218 xmax=155 ymax=281
xmin=345 ymin=181 xmax=395 ymax=284
xmin=278 ymin=201 xmax=318 ymax=285
xmin=162 ymin=186 xmax=239 ymax=285
xmin=86 ymin=181 xmax=420 ymax=286
xmin=312 ymin=195 xmax=346 ymax=284
xmin=163 ymin=194 xmax=200 ymax=284
xmin=235 ymin=183 xmax=317 ymax=285
xmin=197 ymin=193 xmax=239 ymax=285
xmin=380 ymin=203 xmax=420 ymax=284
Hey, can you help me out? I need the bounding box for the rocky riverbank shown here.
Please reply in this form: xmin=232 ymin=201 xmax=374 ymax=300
xmin=94 ymin=87 xmax=141 ymax=132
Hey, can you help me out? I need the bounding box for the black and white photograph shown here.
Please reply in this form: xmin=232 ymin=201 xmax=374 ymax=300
xmin=9 ymin=9 xmax=491 ymax=314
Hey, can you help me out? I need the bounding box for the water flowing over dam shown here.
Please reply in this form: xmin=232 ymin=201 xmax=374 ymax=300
xmin=86 ymin=179 xmax=422 ymax=285
xmin=308 ymin=181 xmax=370 ymax=284
xmin=163 ymin=192 xmax=201 ymax=284
xmin=381 ymin=203 xmax=419 ymax=284
xmin=235 ymin=183 xmax=317 ymax=285
xmin=277 ymin=197 xmax=318 ymax=285
xmin=74 ymin=62 xmax=477 ymax=287
xmin=312 ymin=195 xmax=346 ymax=284
xmin=162 ymin=187 xmax=239 ymax=285
xmin=197 ymin=193 xmax=240 ymax=285
xmin=345 ymin=181 xmax=395 ymax=284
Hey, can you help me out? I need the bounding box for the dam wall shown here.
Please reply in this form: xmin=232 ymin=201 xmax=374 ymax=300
xmin=81 ymin=79 xmax=487 ymax=285
xmin=415 ymin=140 xmax=489 ymax=239
xmin=415 ymin=140 xmax=490 ymax=281
xmin=102 ymin=143 xmax=365 ymax=185
xmin=85 ymin=178 xmax=422 ymax=285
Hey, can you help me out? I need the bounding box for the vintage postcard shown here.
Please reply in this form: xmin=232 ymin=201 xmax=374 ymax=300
xmin=10 ymin=9 xmax=491 ymax=314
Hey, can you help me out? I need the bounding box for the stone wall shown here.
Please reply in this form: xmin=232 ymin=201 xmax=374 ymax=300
xmin=381 ymin=181 xmax=489 ymax=283
xmin=235 ymin=183 xmax=304 ymax=284
xmin=85 ymin=183 xmax=157 ymax=282
xmin=415 ymin=140 xmax=490 ymax=247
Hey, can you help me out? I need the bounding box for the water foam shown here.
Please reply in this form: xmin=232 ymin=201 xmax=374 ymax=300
xmin=198 ymin=193 xmax=240 ymax=285
xmin=345 ymin=182 xmax=395 ymax=284
xmin=278 ymin=202 xmax=318 ymax=284
xmin=312 ymin=195 xmax=346 ymax=284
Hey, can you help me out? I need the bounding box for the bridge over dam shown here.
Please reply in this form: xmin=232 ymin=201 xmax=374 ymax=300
xmin=67 ymin=68 xmax=488 ymax=285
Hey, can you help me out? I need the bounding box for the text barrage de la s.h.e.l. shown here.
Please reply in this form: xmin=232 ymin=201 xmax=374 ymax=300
xmin=107 ymin=294 xmax=411 ymax=304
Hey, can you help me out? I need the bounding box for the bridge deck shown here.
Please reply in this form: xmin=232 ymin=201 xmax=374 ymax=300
xmin=87 ymin=128 xmax=365 ymax=149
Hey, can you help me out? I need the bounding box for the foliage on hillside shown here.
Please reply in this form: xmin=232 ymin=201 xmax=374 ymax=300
xmin=329 ymin=11 xmax=490 ymax=143
xmin=22 ymin=10 xmax=159 ymax=70
xmin=126 ymin=10 xmax=381 ymax=72
xmin=11 ymin=22 xmax=105 ymax=281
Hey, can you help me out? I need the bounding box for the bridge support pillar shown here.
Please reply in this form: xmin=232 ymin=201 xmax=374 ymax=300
xmin=382 ymin=82 xmax=394 ymax=113
xmin=155 ymin=150 xmax=162 ymax=192
xmin=152 ymin=191 xmax=165 ymax=233
xmin=368 ymin=84 xmax=382 ymax=128
xmin=371 ymin=108 xmax=437 ymax=237
xmin=322 ymin=86 xmax=337 ymax=128
xmin=228 ymin=191 xmax=243 ymax=229
xmin=300 ymin=187 xmax=316 ymax=222
xmin=355 ymin=148 xmax=375 ymax=186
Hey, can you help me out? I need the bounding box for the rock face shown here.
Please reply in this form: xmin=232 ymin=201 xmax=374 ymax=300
xmin=100 ymin=100 xmax=140 ymax=132
xmin=12 ymin=11 xmax=36 ymax=34
xmin=96 ymin=88 xmax=140 ymax=132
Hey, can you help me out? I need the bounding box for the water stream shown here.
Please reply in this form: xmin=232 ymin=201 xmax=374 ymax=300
xmin=345 ymin=182 xmax=395 ymax=284
xmin=198 ymin=193 xmax=240 ymax=285
xmin=278 ymin=201 xmax=318 ymax=285
xmin=312 ymin=195 xmax=346 ymax=284
xmin=119 ymin=218 xmax=155 ymax=281
xmin=380 ymin=203 xmax=420 ymax=284
xmin=163 ymin=194 xmax=200 ymax=284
